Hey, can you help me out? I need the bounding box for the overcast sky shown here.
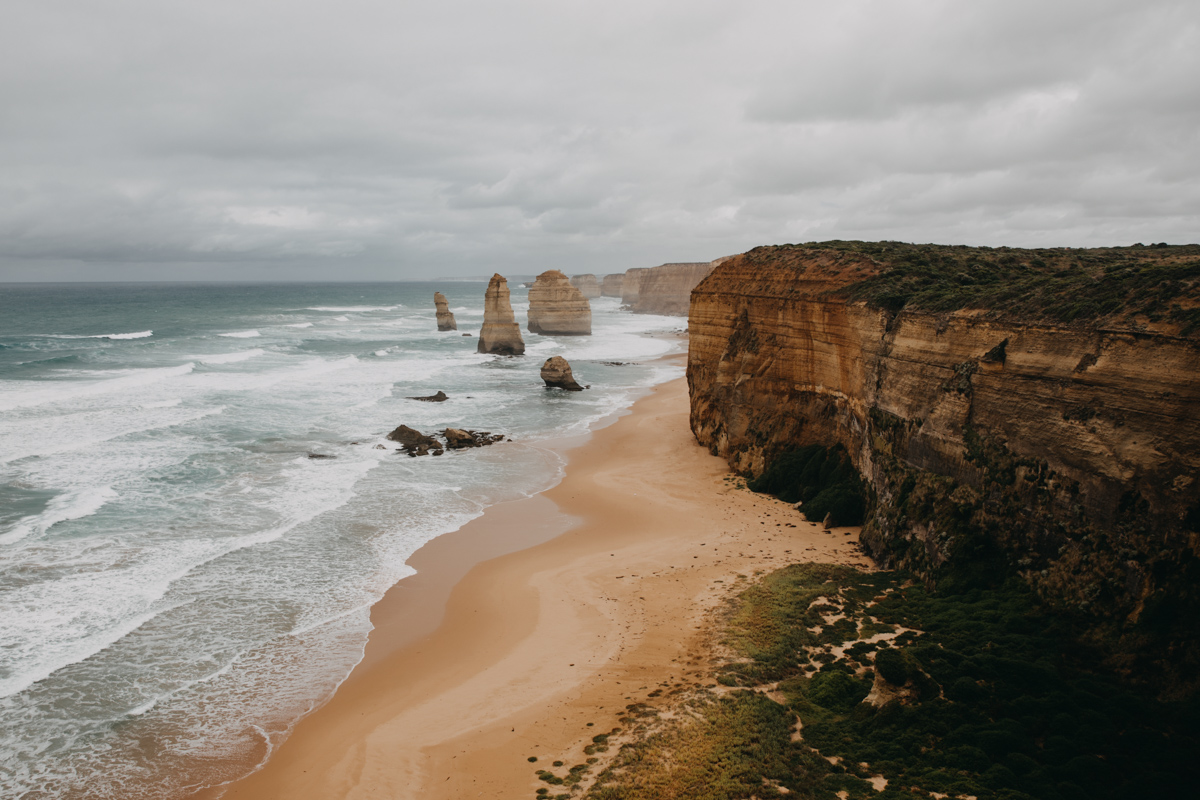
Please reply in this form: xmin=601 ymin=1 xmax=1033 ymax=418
xmin=1 ymin=0 xmax=1197 ymax=281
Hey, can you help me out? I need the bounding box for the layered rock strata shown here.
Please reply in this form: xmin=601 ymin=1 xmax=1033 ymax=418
xmin=541 ymin=356 xmax=584 ymax=391
xmin=570 ymin=274 xmax=602 ymax=299
xmin=527 ymin=270 xmax=592 ymax=335
xmin=688 ymin=243 xmax=1200 ymax=684
xmin=620 ymin=267 xmax=648 ymax=306
xmin=601 ymin=273 xmax=624 ymax=297
xmin=632 ymin=262 xmax=715 ymax=315
xmin=433 ymin=292 xmax=457 ymax=331
xmin=477 ymin=274 xmax=525 ymax=355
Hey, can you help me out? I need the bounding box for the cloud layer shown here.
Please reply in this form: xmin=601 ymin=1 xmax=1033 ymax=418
xmin=2 ymin=0 xmax=1197 ymax=280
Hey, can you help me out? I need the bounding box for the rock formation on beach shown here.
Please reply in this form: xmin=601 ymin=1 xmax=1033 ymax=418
xmin=601 ymin=274 xmax=624 ymax=297
xmin=477 ymin=274 xmax=525 ymax=355
xmin=408 ymin=391 xmax=449 ymax=402
xmin=527 ymin=270 xmax=592 ymax=335
xmin=433 ymin=292 xmax=457 ymax=331
xmin=541 ymin=356 xmax=584 ymax=391
xmin=688 ymin=241 xmax=1200 ymax=683
xmin=386 ymin=424 xmax=444 ymax=456
xmin=570 ymin=273 xmax=602 ymax=299
xmin=442 ymin=428 xmax=505 ymax=448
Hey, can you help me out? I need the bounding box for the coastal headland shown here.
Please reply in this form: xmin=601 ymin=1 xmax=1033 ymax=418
xmin=200 ymin=367 xmax=866 ymax=800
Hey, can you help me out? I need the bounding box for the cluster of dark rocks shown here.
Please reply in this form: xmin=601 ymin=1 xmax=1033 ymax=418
xmin=385 ymin=424 xmax=505 ymax=457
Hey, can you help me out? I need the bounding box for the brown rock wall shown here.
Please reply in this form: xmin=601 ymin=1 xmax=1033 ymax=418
xmin=601 ymin=274 xmax=624 ymax=297
xmin=570 ymin=274 xmax=601 ymax=299
xmin=528 ymin=270 xmax=592 ymax=335
xmin=620 ymin=268 xmax=648 ymax=306
xmin=632 ymin=262 xmax=714 ymax=316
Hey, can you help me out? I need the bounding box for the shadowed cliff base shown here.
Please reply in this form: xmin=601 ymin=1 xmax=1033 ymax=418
xmin=687 ymin=241 xmax=1200 ymax=697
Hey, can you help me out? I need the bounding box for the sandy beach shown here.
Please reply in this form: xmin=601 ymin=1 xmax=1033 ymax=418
xmin=201 ymin=365 xmax=868 ymax=800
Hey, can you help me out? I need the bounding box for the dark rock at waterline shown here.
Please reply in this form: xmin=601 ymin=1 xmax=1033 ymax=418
xmin=541 ymin=356 xmax=584 ymax=391
xmin=307 ymin=453 xmax=336 ymax=459
xmin=408 ymin=391 xmax=449 ymax=402
xmin=462 ymin=333 xmax=473 ymax=336
xmin=386 ymin=425 xmax=444 ymax=457
xmin=442 ymin=428 xmax=505 ymax=449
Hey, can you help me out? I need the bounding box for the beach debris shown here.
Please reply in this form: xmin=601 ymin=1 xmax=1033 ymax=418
xmin=541 ymin=356 xmax=585 ymax=391
xmin=822 ymin=512 xmax=834 ymax=530
xmin=434 ymin=291 xmax=457 ymax=331
xmin=442 ymin=428 xmax=504 ymax=449
xmin=386 ymin=425 xmax=444 ymax=456
xmin=477 ymin=273 xmax=525 ymax=355
xmin=408 ymin=390 xmax=449 ymax=402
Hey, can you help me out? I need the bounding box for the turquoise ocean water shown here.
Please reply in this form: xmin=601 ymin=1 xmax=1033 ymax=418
xmin=0 ymin=282 xmax=685 ymax=798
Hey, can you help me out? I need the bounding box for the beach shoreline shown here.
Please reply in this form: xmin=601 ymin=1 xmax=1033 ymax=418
xmin=197 ymin=363 xmax=867 ymax=800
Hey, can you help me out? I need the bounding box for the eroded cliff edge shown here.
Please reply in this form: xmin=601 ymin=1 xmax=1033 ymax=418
xmin=688 ymin=242 xmax=1200 ymax=690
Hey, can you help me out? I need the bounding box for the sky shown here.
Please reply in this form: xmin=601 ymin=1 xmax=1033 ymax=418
xmin=1 ymin=0 xmax=1197 ymax=281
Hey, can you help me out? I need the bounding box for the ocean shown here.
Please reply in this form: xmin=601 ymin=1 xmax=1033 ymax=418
xmin=0 ymin=281 xmax=685 ymax=799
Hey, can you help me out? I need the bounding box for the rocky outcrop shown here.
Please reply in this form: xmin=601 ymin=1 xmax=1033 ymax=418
xmin=434 ymin=292 xmax=457 ymax=331
xmin=408 ymin=391 xmax=449 ymax=402
xmin=541 ymin=356 xmax=585 ymax=391
xmin=386 ymin=425 xmax=444 ymax=456
xmin=632 ymin=262 xmax=716 ymax=315
xmin=442 ymin=428 xmax=505 ymax=449
xmin=570 ymin=274 xmax=602 ymax=299
xmin=620 ymin=268 xmax=648 ymax=306
xmin=528 ymin=270 xmax=592 ymax=335
xmin=688 ymin=243 xmax=1200 ymax=687
xmin=477 ymin=274 xmax=525 ymax=355
xmin=601 ymin=274 xmax=624 ymax=297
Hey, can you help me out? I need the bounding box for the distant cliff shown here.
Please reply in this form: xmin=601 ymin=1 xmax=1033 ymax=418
xmin=625 ymin=262 xmax=714 ymax=315
xmin=688 ymin=242 xmax=1200 ymax=689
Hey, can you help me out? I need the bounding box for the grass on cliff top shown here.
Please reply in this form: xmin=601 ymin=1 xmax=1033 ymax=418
xmin=582 ymin=563 xmax=1198 ymax=800
xmin=743 ymin=241 xmax=1200 ymax=334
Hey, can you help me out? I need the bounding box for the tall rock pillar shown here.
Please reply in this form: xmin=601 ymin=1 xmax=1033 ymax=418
xmin=477 ymin=274 xmax=525 ymax=355
xmin=528 ymin=270 xmax=592 ymax=335
xmin=434 ymin=292 xmax=457 ymax=331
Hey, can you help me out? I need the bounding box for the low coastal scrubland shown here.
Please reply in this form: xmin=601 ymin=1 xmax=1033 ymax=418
xmin=541 ymin=561 xmax=1197 ymax=800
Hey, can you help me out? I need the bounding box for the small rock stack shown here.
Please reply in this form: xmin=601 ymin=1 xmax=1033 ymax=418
xmin=434 ymin=292 xmax=457 ymax=331
xmin=477 ymin=274 xmax=525 ymax=355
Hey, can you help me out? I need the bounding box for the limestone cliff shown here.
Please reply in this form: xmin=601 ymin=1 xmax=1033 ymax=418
xmin=528 ymin=270 xmax=592 ymax=335
xmin=689 ymin=242 xmax=1200 ymax=687
xmin=570 ymin=274 xmax=602 ymax=299
xmin=620 ymin=267 xmax=648 ymax=306
xmin=433 ymin=292 xmax=457 ymax=331
xmin=477 ymin=273 xmax=525 ymax=356
xmin=632 ymin=262 xmax=716 ymax=316
xmin=601 ymin=274 xmax=624 ymax=297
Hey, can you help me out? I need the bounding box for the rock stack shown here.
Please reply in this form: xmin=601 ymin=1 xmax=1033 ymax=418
xmin=433 ymin=292 xmax=457 ymax=331
xmin=540 ymin=356 xmax=584 ymax=391
xmin=477 ymin=274 xmax=525 ymax=355
xmin=528 ymin=270 xmax=592 ymax=335
xmin=601 ymin=274 xmax=624 ymax=297
xmin=620 ymin=267 xmax=648 ymax=306
xmin=570 ymin=274 xmax=602 ymax=299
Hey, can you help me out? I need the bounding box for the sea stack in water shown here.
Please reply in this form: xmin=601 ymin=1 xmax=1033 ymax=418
xmin=541 ymin=356 xmax=584 ymax=391
xmin=601 ymin=273 xmax=624 ymax=297
xmin=434 ymin=292 xmax=457 ymax=331
xmin=527 ymin=270 xmax=592 ymax=335
xmin=570 ymin=274 xmax=602 ymax=299
xmin=477 ymin=273 xmax=525 ymax=355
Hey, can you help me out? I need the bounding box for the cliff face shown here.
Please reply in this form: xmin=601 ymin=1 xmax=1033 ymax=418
xmin=688 ymin=244 xmax=1200 ymax=685
xmin=570 ymin=274 xmax=602 ymax=299
xmin=601 ymin=274 xmax=624 ymax=297
xmin=477 ymin=274 xmax=525 ymax=355
xmin=620 ymin=267 xmax=648 ymax=306
xmin=528 ymin=270 xmax=592 ymax=335
xmin=632 ymin=262 xmax=714 ymax=315
xmin=433 ymin=292 xmax=457 ymax=331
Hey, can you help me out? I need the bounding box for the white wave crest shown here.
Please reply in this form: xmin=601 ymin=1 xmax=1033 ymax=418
xmin=218 ymin=330 xmax=260 ymax=339
xmin=0 ymin=486 xmax=118 ymax=546
xmin=284 ymin=322 xmax=313 ymax=328
xmin=305 ymin=306 xmax=401 ymax=312
xmin=198 ymin=349 xmax=265 ymax=365
xmin=0 ymin=363 xmax=195 ymax=412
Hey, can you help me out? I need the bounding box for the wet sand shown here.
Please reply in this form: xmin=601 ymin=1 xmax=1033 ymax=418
xmin=201 ymin=369 xmax=866 ymax=799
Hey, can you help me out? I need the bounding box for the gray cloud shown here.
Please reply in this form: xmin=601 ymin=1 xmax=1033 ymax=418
xmin=1 ymin=0 xmax=1196 ymax=281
